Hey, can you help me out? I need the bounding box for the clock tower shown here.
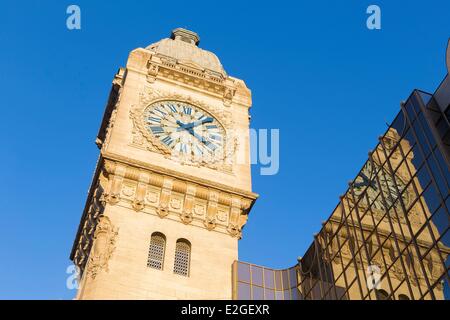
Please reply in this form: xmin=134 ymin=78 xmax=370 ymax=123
xmin=70 ymin=28 xmax=258 ymax=299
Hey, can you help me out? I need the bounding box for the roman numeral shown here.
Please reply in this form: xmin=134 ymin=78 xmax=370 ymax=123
xmin=180 ymin=143 xmax=188 ymax=153
xmin=150 ymin=126 xmax=164 ymax=134
xmin=161 ymin=136 xmax=174 ymax=146
xmin=167 ymin=103 xmax=178 ymax=113
xmin=204 ymin=141 xmax=217 ymax=151
xmin=154 ymin=108 xmax=167 ymax=116
xmin=148 ymin=116 xmax=161 ymax=123
xmin=183 ymin=106 xmax=192 ymax=115
xmin=209 ymin=134 xmax=222 ymax=141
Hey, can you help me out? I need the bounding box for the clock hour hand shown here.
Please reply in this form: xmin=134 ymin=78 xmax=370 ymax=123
xmin=176 ymin=120 xmax=190 ymax=131
xmin=353 ymin=180 xmax=378 ymax=193
xmin=354 ymin=172 xmax=370 ymax=189
xmin=176 ymin=120 xmax=186 ymax=127
xmin=359 ymin=172 xmax=370 ymax=183
xmin=358 ymin=171 xmax=378 ymax=191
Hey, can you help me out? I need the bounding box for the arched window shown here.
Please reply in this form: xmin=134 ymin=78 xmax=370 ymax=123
xmin=173 ymin=239 xmax=191 ymax=277
xmin=147 ymin=232 xmax=166 ymax=270
xmin=376 ymin=289 xmax=391 ymax=300
xmin=398 ymin=294 xmax=410 ymax=300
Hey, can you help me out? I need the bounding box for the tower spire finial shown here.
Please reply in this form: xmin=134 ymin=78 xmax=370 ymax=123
xmin=171 ymin=28 xmax=200 ymax=46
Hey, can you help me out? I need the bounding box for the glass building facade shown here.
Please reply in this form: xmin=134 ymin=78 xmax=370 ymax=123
xmin=234 ymin=76 xmax=450 ymax=300
xmin=232 ymin=261 xmax=299 ymax=300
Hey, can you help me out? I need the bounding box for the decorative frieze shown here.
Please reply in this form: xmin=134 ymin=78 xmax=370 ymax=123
xmin=137 ymin=52 xmax=252 ymax=108
xmin=99 ymin=158 xmax=255 ymax=238
xmin=145 ymin=54 xmax=229 ymax=98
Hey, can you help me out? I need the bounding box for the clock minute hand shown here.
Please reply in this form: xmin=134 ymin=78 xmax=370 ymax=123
xmin=187 ymin=128 xmax=207 ymax=144
xmin=191 ymin=117 xmax=213 ymax=128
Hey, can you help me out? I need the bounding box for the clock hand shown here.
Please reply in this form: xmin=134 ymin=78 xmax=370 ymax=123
xmin=187 ymin=128 xmax=208 ymax=144
xmin=176 ymin=120 xmax=186 ymax=126
xmin=359 ymin=171 xmax=380 ymax=191
xmin=176 ymin=117 xmax=213 ymax=132
xmin=353 ymin=181 xmax=366 ymax=188
xmin=176 ymin=120 xmax=190 ymax=131
xmin=360 ymin=172 xmax=370 ymax=183
xmin=183 ymin=128 xmax=216 ymax=152
xmin=191 ymin=117 xmax=213 ymax=128
xmin=370 ymin=181 xmax=378 ymax=191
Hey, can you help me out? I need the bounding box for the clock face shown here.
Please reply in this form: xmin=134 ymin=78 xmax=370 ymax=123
xmin=143 ymin=101 xmax=225 ymax=162
xmin=352 ymin=161 xmax=409 ymax=211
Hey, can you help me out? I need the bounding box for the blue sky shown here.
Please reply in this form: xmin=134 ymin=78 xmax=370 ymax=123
xmin=0 ymin=1 xmax=449 ymax=299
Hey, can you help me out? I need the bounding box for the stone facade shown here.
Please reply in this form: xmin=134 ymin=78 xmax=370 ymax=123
xmin=70 ymin=28 xmax=258 ymax=299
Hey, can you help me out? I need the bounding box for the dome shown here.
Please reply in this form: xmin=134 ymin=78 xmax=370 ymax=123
xmin=146 ymin=28 xmax=226 ymax=76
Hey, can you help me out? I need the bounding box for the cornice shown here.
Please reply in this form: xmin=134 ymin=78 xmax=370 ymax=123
xmin=95 ymin=68 xmax=127 ymax=149
xmin=101 ymin=150 xmax=258 ymax=201
xmin=99 ymin=155 xmax=256 ymax=239
xmin=126 ymin=48 xmax=252 ymax=108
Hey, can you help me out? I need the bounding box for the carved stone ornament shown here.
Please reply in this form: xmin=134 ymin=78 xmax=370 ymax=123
xmin=86 ymin=216 xmax=118 ymax=279
xmin=102 ymin=192 xmax=120 ymax=205
xmin=146 ymin=62 xmax=159 ymax=83
xmin=216 ymin=210 xmax=228 ymax=222
xmin=146 ymin=191 xmax=159 ymax=204
xmin=180 ymin=211 xmax=193 ymax=224
xmin=157 ymin=194 xmax=170 ymax=217
xmin=194 ymin=204 xmax=205 ymax=216
xmin=121 ymin=184 xmax=135 ymax=198
xmin=129 ymin=87 xmax=237 ymax=170
xmin=170 ymin=198 xmax=182 ymax=210
xmin=391 ymin=262 xmax=406 ymax=282
xmin=204 ymin=217 xmax=216 ymax=230
xmin=157 ymin=206 xmax=169 ymax=218
xmin=132 ymin=198 xmax=145 ymax=211
xmin=223 ymin=87 xmax=235 ymax=107
xmin=227 ymin=223 xmax=241 ymax=238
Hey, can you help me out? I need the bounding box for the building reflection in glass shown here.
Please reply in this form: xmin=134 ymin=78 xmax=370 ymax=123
xmin=234 ymin=89 xmax=450 ymax=300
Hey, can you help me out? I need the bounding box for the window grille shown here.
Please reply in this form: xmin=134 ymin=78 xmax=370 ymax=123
xmin=147 ymin=233 xmax=166 ymax=270
xmin=173 ymin=239 xmax=191 ymax=277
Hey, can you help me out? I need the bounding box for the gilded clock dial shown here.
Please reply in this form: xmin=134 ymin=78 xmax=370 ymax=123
xmin=143 ymin=101 xmax=225 ymax=161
